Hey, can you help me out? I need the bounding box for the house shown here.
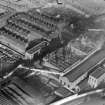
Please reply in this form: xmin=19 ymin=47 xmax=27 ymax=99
xmin=88 ymin=67 xmax=105 ymax=88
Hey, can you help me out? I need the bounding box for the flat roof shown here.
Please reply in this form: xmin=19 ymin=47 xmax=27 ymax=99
xmin=78 ymin=78 xmax=91 ymax=93
xmin=27 ymin=41 xmax=46 ymax=54
xmin=55 ymin=87 xmax=73 ymax=97
xmin=90 ymin=67 xmax=105 ymax=79
xmin=64 ymin=49 xmax=105 ymax=82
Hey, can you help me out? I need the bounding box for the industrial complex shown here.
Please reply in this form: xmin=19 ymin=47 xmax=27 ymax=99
xmin=0 ymin=0 xmax=105 ymax=105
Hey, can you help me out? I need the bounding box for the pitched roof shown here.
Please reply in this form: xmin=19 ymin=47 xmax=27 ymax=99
xmin=90 ymin=67 xmax=105 ymax=79
xmin=64 ymin=48 xmax=105 ymax=82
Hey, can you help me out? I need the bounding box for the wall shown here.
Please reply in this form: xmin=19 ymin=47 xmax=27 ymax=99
xmin=88 ymin=75 xmax=98 ymax=88
xmin=59 ymin=72 xmax=88 ymax=92
xmin=59 ymin=76 xmax=72 ymax=91
xmin=98 ymin=73 xmax=105 ymax=85
xmin=72 ymin=72 xmax=88 ymax=87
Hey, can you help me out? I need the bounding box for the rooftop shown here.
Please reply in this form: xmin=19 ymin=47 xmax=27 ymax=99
xmin=78 ymin=78 xmax=92 ymax=93
xmin=64 ymin=48 xmax=105 ymax=82
xmin=90 ymin=67 xmax=105 ymax=79
xmin=54 ymin=87 xmax=73 ymax=98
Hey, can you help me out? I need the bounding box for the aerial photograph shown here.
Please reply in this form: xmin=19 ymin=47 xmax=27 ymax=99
xmin=0 ymin=0 xmax=105 ymax=105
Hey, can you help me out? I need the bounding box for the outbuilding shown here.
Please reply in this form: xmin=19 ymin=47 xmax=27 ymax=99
xmin=88 ymin=67 xmax=105 ymax=88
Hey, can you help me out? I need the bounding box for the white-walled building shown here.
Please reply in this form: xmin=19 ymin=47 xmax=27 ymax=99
xmin=59 ymin=48 xmax=105 ymax=92
xmin=88 ymin=67 xmax=105 ymax=88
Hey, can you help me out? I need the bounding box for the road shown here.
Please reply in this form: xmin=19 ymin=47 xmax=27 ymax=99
xmin=50 ymin=88 xmax=105 ymax=105
xmin=62 ymin=94 xmax=105 ymax=105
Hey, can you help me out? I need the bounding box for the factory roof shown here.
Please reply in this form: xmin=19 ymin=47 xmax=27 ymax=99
xmin=90 ymin=67 xmax=105 ymax=79
xmin=64 ymin=48 xmax=105 ymax=82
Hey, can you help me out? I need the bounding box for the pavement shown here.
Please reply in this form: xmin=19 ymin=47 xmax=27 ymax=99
xmin=78 ymin=94 xmax=105 ymax=105
xmin=63 ymin=95 xmax=105 ymax=105
xmin=51 ymin=90 xmax=105 ymax=105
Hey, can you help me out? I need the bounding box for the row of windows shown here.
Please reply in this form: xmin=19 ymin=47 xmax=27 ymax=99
xmin=60 ymin=79 xmax=70 ymax=88
xmin=89 ymin=76 xmax=97 ymax=88
xmin=60 ymin=79 xmax=80 ymax=93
